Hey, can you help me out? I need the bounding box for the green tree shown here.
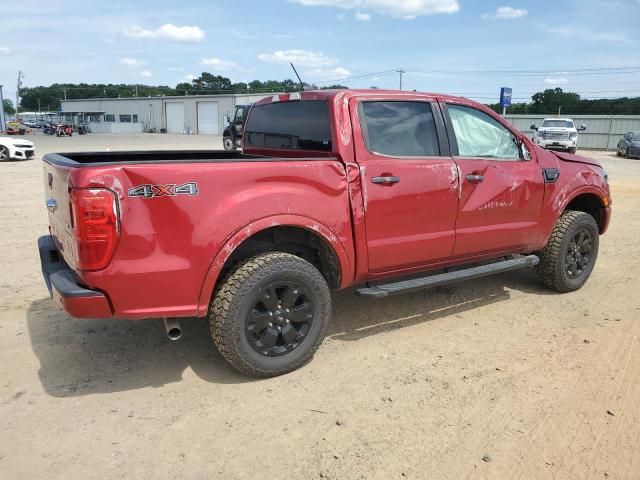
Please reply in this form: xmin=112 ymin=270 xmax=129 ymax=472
xmin=3 ymin=99 xmax=15 ymax=115
xmin=530 ymin=88 xmax=581 ymax=114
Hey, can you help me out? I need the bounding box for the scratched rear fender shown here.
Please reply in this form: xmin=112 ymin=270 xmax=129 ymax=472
xmin=73 ymin=159 xmax=354 ymax=319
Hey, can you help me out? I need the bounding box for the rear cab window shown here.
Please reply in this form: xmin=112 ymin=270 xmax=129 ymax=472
xmin=244 ymin=100 xmax=332 ymax=152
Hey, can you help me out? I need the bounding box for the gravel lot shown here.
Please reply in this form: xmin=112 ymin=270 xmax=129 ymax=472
xmin=1 ymin=133 xmax=639 ymax=479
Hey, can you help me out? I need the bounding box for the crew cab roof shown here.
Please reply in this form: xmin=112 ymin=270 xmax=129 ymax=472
xmin=251 ymin=89 xmax=471 ymax=107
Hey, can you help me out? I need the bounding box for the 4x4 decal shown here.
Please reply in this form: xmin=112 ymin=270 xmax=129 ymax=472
xmin=128 ymin=182 xmax=199 ymax=198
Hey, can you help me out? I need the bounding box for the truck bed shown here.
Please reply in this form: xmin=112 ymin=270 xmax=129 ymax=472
xmin=43 ymin=150 xmax=271 ymax=167
xmin=41 ymin=149 xmax=353 ymax=318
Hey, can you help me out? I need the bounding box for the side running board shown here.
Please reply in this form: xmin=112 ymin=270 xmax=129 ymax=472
xmin=356 ymin=255 xmax=540 ymax=299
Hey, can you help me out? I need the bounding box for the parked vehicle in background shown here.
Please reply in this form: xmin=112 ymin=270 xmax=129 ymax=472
xmin=616 ymin=131 xmax=640 ymax=159
xmin=55 ymin=124 xmax=73 ymax=137
xmin=38 ymin=89 xmax=611 ymax=377
xmin=0 ymin=136 xmax=35 ymax=161
xmin=222 ymin=104 xmax=250 ymax=150
xmin=4 ymin=121 xmax=27 ymax=135
xmin=531 ymin=118 xmax=586 ymax=154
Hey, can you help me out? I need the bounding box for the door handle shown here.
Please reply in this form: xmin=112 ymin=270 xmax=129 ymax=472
xmin=372 ymin=176 xmax=400 ymax=184
xmin=465 ymin=174 xmax=484 ymax=183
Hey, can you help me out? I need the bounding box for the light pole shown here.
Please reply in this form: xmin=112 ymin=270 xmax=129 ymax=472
xmin=396 ymin=68 xmax=406 ymax=90
xmin=15 ymin=70 xmax=23 ymax=122
xmin=0 ymin=85 xmax=6 ymax=131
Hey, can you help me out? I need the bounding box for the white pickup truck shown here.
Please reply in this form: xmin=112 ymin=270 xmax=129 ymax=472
xmin=531 ymin=118 xmax=586 ymax=154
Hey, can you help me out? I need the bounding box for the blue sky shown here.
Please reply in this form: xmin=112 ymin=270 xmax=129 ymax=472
xmin=1 ymin=0 xmax=639 ymax=105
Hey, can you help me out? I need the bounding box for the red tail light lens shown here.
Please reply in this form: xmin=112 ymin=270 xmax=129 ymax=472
xmin=69 ymin=188 xmax=119 ymax=271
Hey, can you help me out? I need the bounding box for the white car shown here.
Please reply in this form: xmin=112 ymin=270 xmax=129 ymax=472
xmin=531 ymin=118 xmax=586 ymax=154
xmin=0 ymin=136 xmax=36 ymax=161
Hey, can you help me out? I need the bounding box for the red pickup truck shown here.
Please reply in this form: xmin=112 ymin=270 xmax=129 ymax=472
xmin=39 ymin=89 xmax=611 ymax=377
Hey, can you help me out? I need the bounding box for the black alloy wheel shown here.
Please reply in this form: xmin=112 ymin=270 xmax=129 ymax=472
xmin=246 ymin=281 xmax=315 ymax=357
xmin=564 ymin=228 xmax=593 ymax=279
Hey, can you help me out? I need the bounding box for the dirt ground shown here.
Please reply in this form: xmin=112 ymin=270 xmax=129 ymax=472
xmin=1 ymin=133 xmax=639 ymax=480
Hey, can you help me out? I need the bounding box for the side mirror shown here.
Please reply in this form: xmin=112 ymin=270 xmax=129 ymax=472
xmin=225 ymin=111 xmax=231 ymax=123
xmin=578 ymin=124 xmax=587 ymax=131
xmin=530 ymin=124 xmax=537 ymax=130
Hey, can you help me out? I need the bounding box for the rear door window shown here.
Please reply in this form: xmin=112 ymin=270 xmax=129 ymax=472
xmin=359 ymin=101 xmax=440 ymax=157
xmin=244 ymin=100 xmax=332 ymax=151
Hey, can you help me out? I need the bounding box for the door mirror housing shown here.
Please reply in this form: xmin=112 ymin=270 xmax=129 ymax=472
xmin=530 ymin=124 xmax=538 ymax=130
xmin=519 ymin=139 xmax=532 ymax=161
xmin=225 ymin=111 xmax=231 ymax=124
xmin=578 ymin=124 xmax=587 ymax=131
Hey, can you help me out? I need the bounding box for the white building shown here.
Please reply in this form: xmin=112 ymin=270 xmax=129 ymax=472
xmin=60 ymin=93 xmax=277 ymax=135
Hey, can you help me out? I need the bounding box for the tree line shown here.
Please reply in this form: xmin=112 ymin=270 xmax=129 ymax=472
xmin=9 ymin=75 xmax=640 ymax=116
xmin=16 ymin=73 xmax=347 ymax=112
xmin=487 ymin=88 xmax=640 ymax=115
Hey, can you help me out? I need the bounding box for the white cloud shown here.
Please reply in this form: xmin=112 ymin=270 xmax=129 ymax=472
xmin=355 ymin=11 xmax=371 ymax=21
xmin=481 ymin=6 xmax=528 ymax=19
xmin=337 ymin=13 xmax=346 ymax=20
xmin=258 ymin=49 xmax=337 ymax=67
xmin=307 ymin=67 xmax=352 ymax=79
xmin=543 ymin=24 xmax=631 ymax=43
xmin=184 ymin=74 xmax=197 ymax=81
xmin=103 ymin=38 xmax=115 ymax=44
xmin=199 ymin=57 xmax=238 ymax=71
xmin=593 ymin=32 xmax=630 ymax=42
xmin=544 ymin=78 xmax=568 ymax=85
xmin=0 ymin=46 xmax=10 ymax=55
xmin=140 ymin=70 xmax=153 ymax=77
xmin=289 ymin=0 xmax=459 ymax=19
xmin=119 ymin=57 xmax=144 ymax=67
xmin=167 ymin=66 xmax=184 ymax=72
xmin=123 ymin=24 xmax=205 ymax=43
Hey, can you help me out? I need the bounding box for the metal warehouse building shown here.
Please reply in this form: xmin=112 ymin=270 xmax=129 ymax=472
xmin=60 ymin=93 xmax=276 ymax=135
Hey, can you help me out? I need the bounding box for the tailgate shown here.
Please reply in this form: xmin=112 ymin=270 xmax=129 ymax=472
xmin=43 ymin=161 xmax=77 ymax=269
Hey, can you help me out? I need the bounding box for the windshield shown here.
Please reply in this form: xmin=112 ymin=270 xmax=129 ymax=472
xmin=541 ymin=120 xmax=575 ymax=129
xmin=234 ymin=106 xmax=247 ymax=123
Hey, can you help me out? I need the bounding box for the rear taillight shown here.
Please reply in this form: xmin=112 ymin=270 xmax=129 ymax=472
xmin=69 ymin=188 xmax=119 ymax=271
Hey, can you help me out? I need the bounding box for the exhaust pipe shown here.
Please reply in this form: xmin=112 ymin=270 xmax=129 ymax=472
xmin=163 ymin=318 xmax=182 ymax=341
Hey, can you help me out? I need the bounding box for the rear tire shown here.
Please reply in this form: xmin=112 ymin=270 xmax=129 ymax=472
xmin=209 ymin=252 xmax=331 ymax=377
xmin=535 ymin=211 xmax=599 ymax=292
xmin=626 ymin=148 xmax=631 ymax=159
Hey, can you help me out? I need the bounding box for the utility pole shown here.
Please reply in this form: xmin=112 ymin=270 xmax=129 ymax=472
xmin=0 ymin=84 xmax=6 ymax=131
xmin=16 ymin=70 xmax=23 ymax=122
xmin=396 ymin=69 xmax=406 ymax=90
xmin=135 ymin=85 xmax=138 ymax=97
xmin=63 ymin=87 xmax=67 ymax=100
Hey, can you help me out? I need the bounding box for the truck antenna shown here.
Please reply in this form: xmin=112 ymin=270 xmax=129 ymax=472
xmin=290 ymin=63 xmax=305 ymax=91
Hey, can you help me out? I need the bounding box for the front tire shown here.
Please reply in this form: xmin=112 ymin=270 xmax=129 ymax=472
xmin=0 ymin=146 xmax=9 ymax=161
xmin=535 ymin=211 xmax=599 ymax=292
xmin=209 ymin=252 xmax=331 ymax=377
xmin=568 ymin=147 xmax=577 ymax=154
xmin=223 ymin=136 xmax=235 ymax=151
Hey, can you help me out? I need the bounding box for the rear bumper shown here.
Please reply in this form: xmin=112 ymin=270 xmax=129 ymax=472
xmin=38 ymin=235 xmax=113 ymax=318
